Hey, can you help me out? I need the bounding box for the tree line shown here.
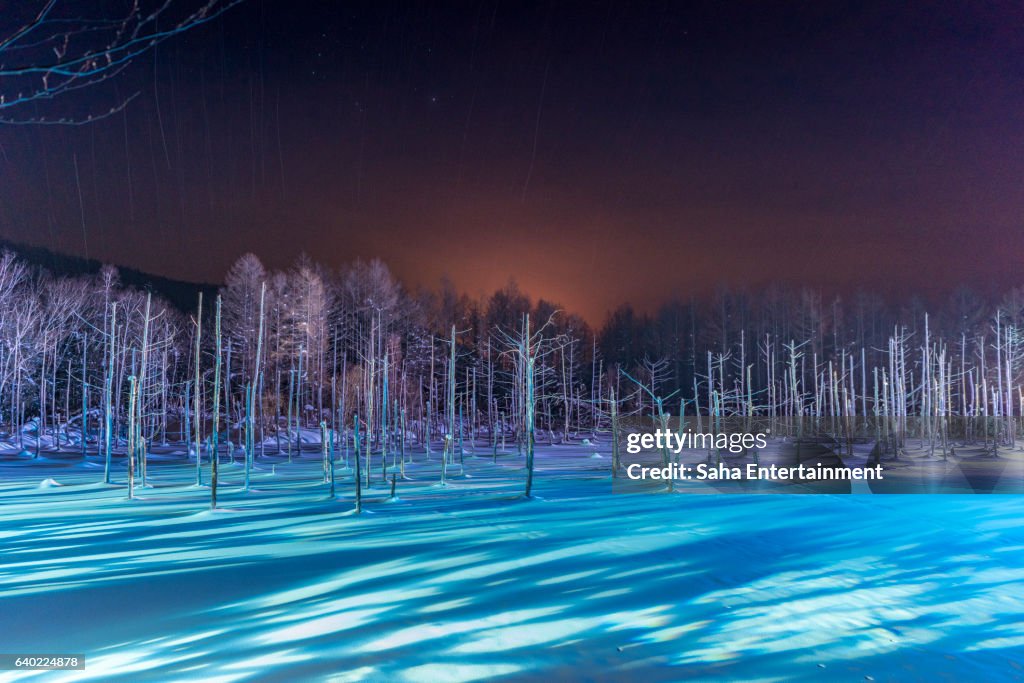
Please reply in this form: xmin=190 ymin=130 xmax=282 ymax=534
xmin=3 ymin=249 xmax=1024 ymax=481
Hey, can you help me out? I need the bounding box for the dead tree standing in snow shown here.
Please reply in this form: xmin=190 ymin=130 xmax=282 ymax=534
xmin=210 ymin=296 xmax=223 ymax=510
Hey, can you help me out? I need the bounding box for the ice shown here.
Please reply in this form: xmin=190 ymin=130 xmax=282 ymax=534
xmin=0 ymin=441 xmax=1022 ymax=681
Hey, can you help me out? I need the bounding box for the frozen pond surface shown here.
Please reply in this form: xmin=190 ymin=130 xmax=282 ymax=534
xmin=2 ymin=441 xmax=1023 ymax=681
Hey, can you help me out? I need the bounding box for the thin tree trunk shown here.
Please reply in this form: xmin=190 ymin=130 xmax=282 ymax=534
xmin=211 ymin=296 xmax=223 ymax=510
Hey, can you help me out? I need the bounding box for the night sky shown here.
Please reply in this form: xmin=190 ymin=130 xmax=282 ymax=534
xmin=1 ymin=1 xmax=1022 ymax=323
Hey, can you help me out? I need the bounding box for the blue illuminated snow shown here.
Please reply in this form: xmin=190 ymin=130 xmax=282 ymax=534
xmin=1 ymin=442 xmax=1023 ymax=682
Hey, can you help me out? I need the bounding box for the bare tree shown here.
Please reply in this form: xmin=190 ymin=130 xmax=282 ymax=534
xmin=1 ymin=0 xmax=244 ymax=125
xmin=496 ymin=312 xmax=568 ymax=498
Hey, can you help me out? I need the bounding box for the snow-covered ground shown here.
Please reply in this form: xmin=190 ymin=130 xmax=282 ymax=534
xmin=2 ymin=441 xmax=1023 ymax=682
